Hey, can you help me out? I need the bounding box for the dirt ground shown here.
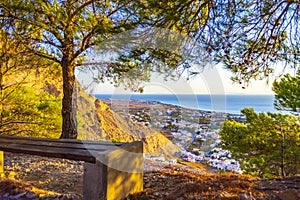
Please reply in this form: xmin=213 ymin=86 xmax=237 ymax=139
xmin=1 ymin=153 xmax=300 ymax=200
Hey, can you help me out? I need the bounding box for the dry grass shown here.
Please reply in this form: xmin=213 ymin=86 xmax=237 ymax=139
xmin=127 ymin=165 xmax=300 ymax=200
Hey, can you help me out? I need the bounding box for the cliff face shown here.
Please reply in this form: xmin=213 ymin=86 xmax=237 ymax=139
xmin=76 ymin=89 xmax=179 ymax=157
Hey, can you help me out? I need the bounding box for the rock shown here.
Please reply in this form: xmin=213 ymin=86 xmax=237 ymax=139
xmin=26 ymin=191 xmax=38 ymax=199
xmin=277 ymin=189 xmax=300 ymax=200
xmin=239 ymin=193 xmax=255 ymax=200
xmin=133 ymin=191 xmax=150 ymax=200
xmin=194 ymin=194 xmax=203 ymax=200
xmin=144 ymin=182 xmax=151 ymax=188
xmin=218 ymin=191 xmax=233 ymax=198
xmin=3 ymin=193 xmax=10 ymax=198
xmin=11 ymin=192 xmax=27 ymax=199
xmin=40 ymin=196 xmax=59 ymax=200
xmin=153 ymin=192 xmax=160 ymax=197
xmin=148 ymin=195 xmax=156 ymax=199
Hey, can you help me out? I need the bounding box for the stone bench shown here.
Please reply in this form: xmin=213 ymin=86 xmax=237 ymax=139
xmin=0 ymin=135 xmax=143 ymax=200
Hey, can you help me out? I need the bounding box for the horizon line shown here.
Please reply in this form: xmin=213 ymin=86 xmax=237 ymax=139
xmin=93 ymin=93 xmax=275 ymax=95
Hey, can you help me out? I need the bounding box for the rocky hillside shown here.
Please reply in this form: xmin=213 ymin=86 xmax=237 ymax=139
xmin=76 ymin=86 xmax=180 ymax=157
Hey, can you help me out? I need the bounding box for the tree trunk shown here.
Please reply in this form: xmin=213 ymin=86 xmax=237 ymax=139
xmin=59 ymin=57 xmax=78 ymax=139
xmin=281 ymin=127 xmax=286 ymax=177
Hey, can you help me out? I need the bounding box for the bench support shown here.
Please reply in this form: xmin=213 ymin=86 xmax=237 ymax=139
xmin=83 ymin=161 xmax=108 ymax=200
xmin=0 ymin=151 xmax=3 ymax=174
xmin=83 ymin=142 xmax=143 ymax=200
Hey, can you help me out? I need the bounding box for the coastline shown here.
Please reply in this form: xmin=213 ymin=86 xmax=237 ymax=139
xmin=101 ymin=98 xmax=244 ymax=173
xmin=95 ymin=93 xmax=277 ymax=114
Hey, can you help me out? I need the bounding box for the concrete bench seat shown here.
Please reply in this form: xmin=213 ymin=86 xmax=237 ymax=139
xmin=0 ymin=135 xmax=143 ymax=200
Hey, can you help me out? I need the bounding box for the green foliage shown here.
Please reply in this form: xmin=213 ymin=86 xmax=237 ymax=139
xmin=1 ymin=86 xmax=62 ymax=138
xmin=0 ymin=22 xmax=62 ymax=138
xmin=145 ymin=0 xmax=210 ymax=34
xmin=144 ymin=0 xmax=300 ymax=85
xmin=1 ymin=0 xmax=298 ymax=86
xmin=1 ymin=0 xmax=208 ymax=138
xmin=212 ymin=0 xmax=299 ymax=85
xmin=273 ymin=70 xmax=300 ymax=113
xmin=0 ymin=0 xmax=151 ymax=138
xmin=2 ymin=0 xmax=299 ymax=139
xmin=220 ymin=108 xmax=300 ymax=178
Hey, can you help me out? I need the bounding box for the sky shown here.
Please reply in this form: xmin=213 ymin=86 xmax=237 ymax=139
xmin=75 ymin=27 xmax=294 ymax=95
xmin=76 ymin=63 xmax=276 ymax=95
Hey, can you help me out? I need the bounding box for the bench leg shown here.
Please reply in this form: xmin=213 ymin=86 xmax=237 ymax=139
xmin=104 ymin=142 xmax=144 ymax=200
xmin=83 ymin=143 xmax=143 ymax=200
xmin=0 ymin=151 xmax=3 ymax=174
xmin=83 ymin=161 xmax=108 ymax=200
xmin=106 ymin=163 xmax=143 ymax=200
xmin=83 ymin=159 xmax=143 ymax=200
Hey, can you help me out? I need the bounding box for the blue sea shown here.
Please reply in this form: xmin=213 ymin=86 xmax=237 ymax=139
xmin=94 ymin=94 xmax=279 ymax=114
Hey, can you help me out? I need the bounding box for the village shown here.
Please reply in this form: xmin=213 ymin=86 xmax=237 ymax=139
xmin=103 ymin=99 xmax=245 ymax=173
